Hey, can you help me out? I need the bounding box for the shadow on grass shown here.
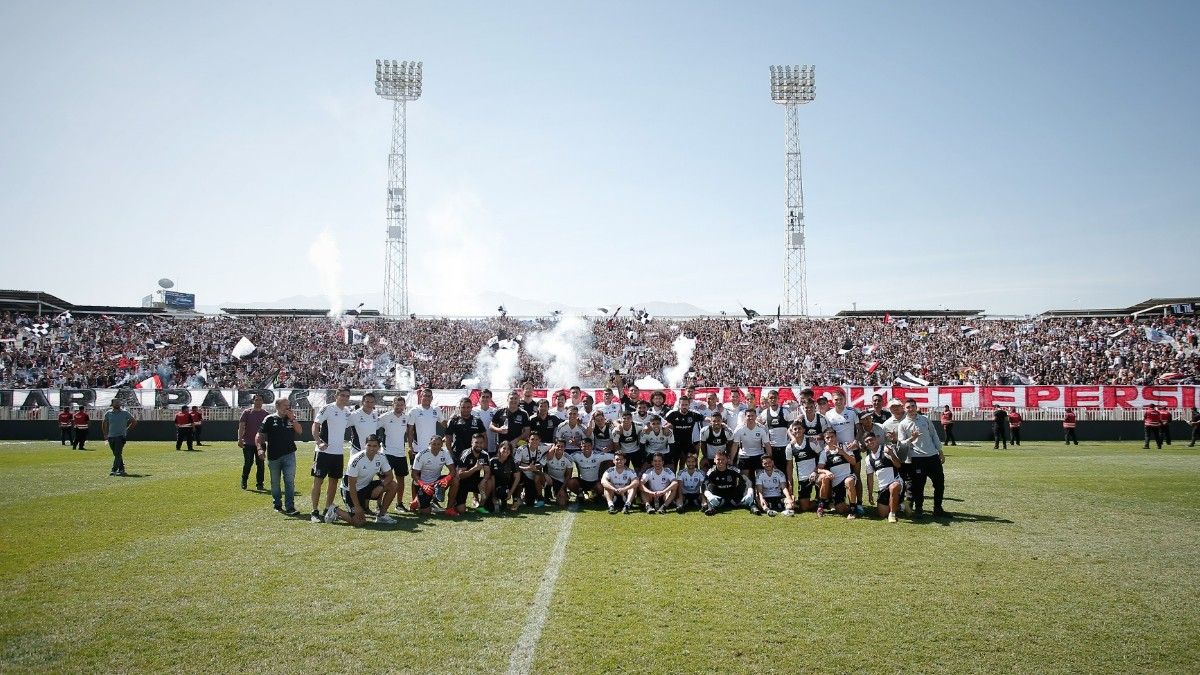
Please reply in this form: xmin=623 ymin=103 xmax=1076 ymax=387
xmin=908 ymin=510 xmax=1014 ymax=526
xmin=118 ymin=473 xmax=151 ymax=478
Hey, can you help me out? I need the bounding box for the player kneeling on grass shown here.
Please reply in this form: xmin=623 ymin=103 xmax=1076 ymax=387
xmin=541 ymin=440 xmax=576 ymax=508
xmin=601 ymin=453 xmax=641 ymax=514
xmin=674 ymin=453 xmax=706 ymax=513
xmin=455 ymin=433 xmax=492 ymax=515
xmin=702 ymin=451 xmax=752 ymax=516
xmin=489 ymin=441 xmax=520 ymax=513
xmin=864 ymin=434 xmax=902 ymax=523
xmin=327 ymin=435 xmax=398 ymax=526
xmin=411 ymin=436 xmax=460 ymax=517
xmin=566 ymin=438 xmax=613 ymax=508
xmin=640 ymin=453 xmax=679 ymax=514
xmin=817 ymin=428 xmax=860 ymax=519
xmin=513 ymin=435 xmax=548 ymax=509
xmin=753 ymin=455 xmax=794 ymax=516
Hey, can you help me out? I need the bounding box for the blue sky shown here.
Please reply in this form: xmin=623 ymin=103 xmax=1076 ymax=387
xmin=0 ymin=1 xmax=1196 ymax=315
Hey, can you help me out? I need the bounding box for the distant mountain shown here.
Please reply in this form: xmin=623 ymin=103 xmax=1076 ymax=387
xmin=209 ymin=290 xmax=715 ymax=317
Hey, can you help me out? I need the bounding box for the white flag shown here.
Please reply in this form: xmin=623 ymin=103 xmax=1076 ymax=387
xmin=232 ymin=336 xmax=257 ymax=359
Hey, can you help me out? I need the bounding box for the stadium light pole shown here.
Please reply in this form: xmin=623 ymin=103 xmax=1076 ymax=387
xmin=375 ymin=59 xmax=423 ymax=317
xmin=769 ymin=64 xmax=815 ymax=316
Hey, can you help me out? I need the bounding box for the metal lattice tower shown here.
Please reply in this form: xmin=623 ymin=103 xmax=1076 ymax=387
xmin=769 ymin=65 xmax=815 ymax=316
xmin=375 ymin=59 xmax=423 ymax=316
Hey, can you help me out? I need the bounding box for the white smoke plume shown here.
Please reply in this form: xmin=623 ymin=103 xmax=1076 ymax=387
xmin=663 ymin=334 xmax=697 ymax=388
xmin=525 ymin=315 xmax=595 ymax=389
xmin=307 ymin=229 xmax=343 ymax=318
xmin=464 ymin=340 xmax=523 ymax=390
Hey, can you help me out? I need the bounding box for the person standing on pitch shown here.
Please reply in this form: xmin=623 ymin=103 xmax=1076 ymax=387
xmin=1008 ymin=407 xmax=1023 ymax=446
xmin=939 ymin=405 xmax=956 ymax=446
xmin=174 ymin=404 xmax=194 ymax=451
xmin=1143 ymin=404 xmax=1163 ymax=450
xmin=257 ymin=398 xmax=302 ymax=515
xmin=1063 ymin=408 xmax=1078 ymax=445
xmin=310 ymin=388 xmax=352 ymax=523
xmin=57 ymin=406 xmax=73 ymax=446
xmin=992 ymin=404 xmax=1009 ymax=449
xmin=71 ymin=405 xmax=91 ymax=450
xmin=101 ymin=399 xmax=137 ymax=476
xmin=896 ymin=399 xmax=946 ymax=518
xmin=190 ymin=406 xmax=205 ymax=446
xmin=1187 ymin=407 xmax=1200 ymax=447
xmin=1160 ymin=407 xmax=1173 ymax=445
xmin=238 ymin=394 xmax=269 ymax=490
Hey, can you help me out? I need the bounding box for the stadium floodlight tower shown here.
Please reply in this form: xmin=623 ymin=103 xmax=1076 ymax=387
xmin=769 ymin=64 xmax=815 ymax=316
xmin=375 ymin=59 xmax=423 ymax=317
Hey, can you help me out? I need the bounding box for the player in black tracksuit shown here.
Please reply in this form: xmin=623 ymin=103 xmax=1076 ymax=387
xmin=702 ymin=452 xmax=749 ymax=515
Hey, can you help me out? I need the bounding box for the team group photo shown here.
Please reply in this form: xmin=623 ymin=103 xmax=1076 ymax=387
xmin=2 ymin=1 xmax=1198 ymax=673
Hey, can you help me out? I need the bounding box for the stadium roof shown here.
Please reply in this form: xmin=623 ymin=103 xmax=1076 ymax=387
xmin=1041 ymin=297 xmax=1200 ymax=318
xmin=0 ymin=289 xmax=167 ymax=316
xmin=834 ymin=309 xmax=984 ymax=318
xmin=219 ymin=307 xmax=383 ymax=318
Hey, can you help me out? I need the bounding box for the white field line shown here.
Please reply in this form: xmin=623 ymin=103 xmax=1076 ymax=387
xmin=506 ymin=510 xmax=577 ymax=675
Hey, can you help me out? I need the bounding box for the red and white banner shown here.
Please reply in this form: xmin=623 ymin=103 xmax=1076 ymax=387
xmin=4 ymin=385 xmax=1198 ymax=410
xmin=477 ymin=385 xmax=1200 ymax=410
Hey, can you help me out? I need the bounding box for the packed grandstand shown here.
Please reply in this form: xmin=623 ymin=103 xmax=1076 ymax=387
xmin=1 ymin=289 xmax=1196 ymax=392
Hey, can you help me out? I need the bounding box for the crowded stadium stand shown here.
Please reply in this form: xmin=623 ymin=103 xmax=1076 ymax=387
xmin=1 ymin=289 xmax=1196 ymax=392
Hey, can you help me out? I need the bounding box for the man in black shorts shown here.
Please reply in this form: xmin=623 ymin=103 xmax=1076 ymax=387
xmin=455 ymin=432 xmax=492 ymax=514
xmin=567 ymin=438 xmax=613 ymax=507
xmin=674 ymin=453 xmax=707 ymax=512
xmin=328 ymin=435 xmax=398 ymax=526
xmin=488 ymin=442 xmax=519 ymax=513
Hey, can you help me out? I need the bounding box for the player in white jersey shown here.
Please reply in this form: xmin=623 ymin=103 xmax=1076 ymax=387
xmin=579 ymin=394 xmax=595 ymax=428
xmin=732 ymin=407 xmax=771 ymax=481
xmin=540 ymin=440 xmax=576 ymax=508
xmin=347 ymin=392 xmax=382 ymax=452
xmin=785 ymin=421 xmax=826 ymax=512
xmin=553 ymin=407 xmax=591 ymax=452
xmin=405 ymin=389 xmax=441 ymax=456
xmin=723 ymin=388 xmax=750 ymax=429
xmin=410 ymin=435 xmax=459 ymax=517
xmin=327 ymin=435 xmax=398 ymax=526
xmin=864 ymin=433 xmax=903 ymax=522
xmin=758 ymin=389 xmax=796 ymax=484
xmin=377 ymin=395 xmax=410 ymax=510
xmin=753 ymin=455 xmax=794 ymax=517
xmin=597 ymin=389 xmax=622 ymax=422
xmin=589 ymin=410 xmax=614 ymax=452
xmin=601 ymin=453 xmax=640 ymax=514
xmin=824 ymin=390 xmax=860 ymax=444
xmin=513 ymin=434 xmax=548 ymax=509
xmin=309 ymin=388 xmax=352 ymax=523
xmin=698 ymin=412 xmax=734 ymax=468
xmin=673 ymin=453 xmax=707 ymax=512
xmin=639 ymin=453 xmax=679 ymax=514
xmin=567 ymin=438 xmax=614 ymax=507
xmin=638 ymin=415 xmax=673 ymax=464
xmin=817 ymin=427 xmax=859 ymax=519
xmin=473 ymin=388 xmax=498 ymax=452
xmin=611 ymin=411 xmax=644 ymax=471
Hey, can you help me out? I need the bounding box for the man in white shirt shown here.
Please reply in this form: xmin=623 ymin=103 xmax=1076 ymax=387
xmin=567 ymin=438 xmax=614 ymax=507
xmin=327 ymin=435 xmax=398 ymax=526
xmin=597 ymin=389 xmax=622 ymax=421
xmin=513 ymin=435 xmax=548 ymax=509
xmin=753 ymin=454 xmax=794 ymax=517
xmin=731 ymin=407 xmax=771 ymax=483
xmin=553 ymin=406 xmax=591 ymax=452
xmin=640 ymin=453 xmax=679 ymax=514
xmin=309 ymin=387 xmax=352 ymax=523
xmin=377 ymin=396 xmax=410 ymax=511
xmin=348 ymin=392 xmax=381 ymax=452
xmin=410 ymin=435 xmax=460 ymax=517
xmin=673 ymin=453 xmax=706 ymax=513
xmin=895 ymin=398 xmax=946 ymax=518
xmin=540 ymin=439 xmax=576 ymax=508
xmin=723 ymin=388 xmax=750 ymax=429
xmin=474 ymin=388 xmax=498 ymax=452
xmin=405 ymin=388 xmax=441 ymax=457
xmin=601 ymin=453 xmax=640 ymax=514
xmin=864 ymin=433 xmax=903 ymax=523
xmin=759 ymin=389 xmax=795 ymax=485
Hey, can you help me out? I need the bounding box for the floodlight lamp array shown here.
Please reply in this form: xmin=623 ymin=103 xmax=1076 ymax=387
xmin=375 ymin=59 xmax=423 ymax=100
xmin=769 ymin=64 xmax=815 ymax=104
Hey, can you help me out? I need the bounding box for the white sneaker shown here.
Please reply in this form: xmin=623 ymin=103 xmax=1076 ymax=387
xmin=783 ymin=509 xmax=795 ymax=517
xmin=888 ymin=513 xmax=898 ymax=523
xmin=324 ymin=506 xmax=338 ymax=523
xmin=377 ymin=514 xmax=397 ymax=525
xmin=766 ymin=509 xmax=778 ymax=517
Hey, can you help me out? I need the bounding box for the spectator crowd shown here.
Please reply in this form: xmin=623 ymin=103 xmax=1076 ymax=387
xmin=0 ymin=310 xmax=1195 ymax=391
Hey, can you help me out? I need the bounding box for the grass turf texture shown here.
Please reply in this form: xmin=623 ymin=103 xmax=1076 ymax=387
xmin=0 ymin=440 xmax=1197 ymax=673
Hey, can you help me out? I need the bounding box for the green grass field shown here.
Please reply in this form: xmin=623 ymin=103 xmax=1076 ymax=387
xmin=1 ymin=439 xmax=1198 ymax=673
